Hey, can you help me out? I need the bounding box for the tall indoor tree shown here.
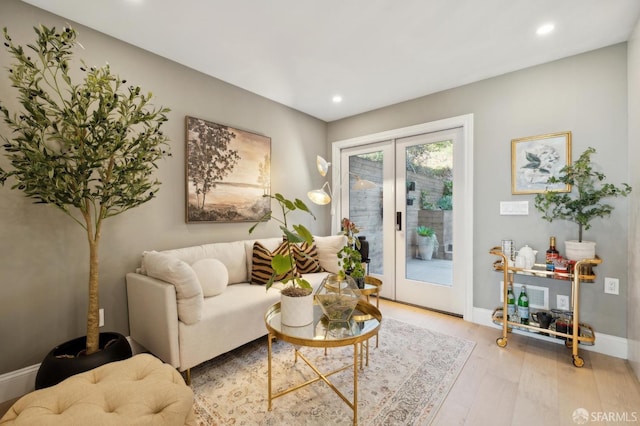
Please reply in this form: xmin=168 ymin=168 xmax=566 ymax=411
xmin=0 ymin=25 xmax=171 ymax=355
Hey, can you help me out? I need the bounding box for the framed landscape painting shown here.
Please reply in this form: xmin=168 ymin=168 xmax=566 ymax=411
xmin=185 ymin=116 xmax=271 ymax=222
xmin=511 ymin=131 xmax=572 ymax=194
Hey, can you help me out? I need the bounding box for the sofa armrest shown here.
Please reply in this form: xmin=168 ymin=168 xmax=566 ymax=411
xmin=126 ymin=273 xmax=181 ymax=369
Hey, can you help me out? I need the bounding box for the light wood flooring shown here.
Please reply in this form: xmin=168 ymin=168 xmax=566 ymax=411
xmin=2 ymin=298 xmax=639 ymax=425
xmin=380 ymin=299 xmax=640 ymax=426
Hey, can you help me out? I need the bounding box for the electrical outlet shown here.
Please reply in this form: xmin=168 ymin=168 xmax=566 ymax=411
xmin=557 ymin=295 xmax=570 ymax=310
xmin=99 ymin=308 xmax=104 ymax=327
xmin=604 ymin=277 xmax=619 ymax=295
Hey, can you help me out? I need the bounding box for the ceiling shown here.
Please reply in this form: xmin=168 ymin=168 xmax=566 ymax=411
xmin=21 ymin=0 xmax=640 ymax=122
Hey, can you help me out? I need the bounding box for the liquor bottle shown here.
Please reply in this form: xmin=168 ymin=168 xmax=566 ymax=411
xmin=546 ymin=236 xmax=559 ymax=271
xmin=507 ymin=284 xmax=516 ymax=321
xmin=518 ymin=286 xmax=529 ymax=325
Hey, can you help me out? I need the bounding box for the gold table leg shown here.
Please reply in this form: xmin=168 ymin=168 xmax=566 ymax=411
xmin=268 ymin=344 xmax=361 ymax=425
xmin=267 ymin=333 xmax=273 ymax=411
xmin=353 ymin=343 xmax=358 ymax=425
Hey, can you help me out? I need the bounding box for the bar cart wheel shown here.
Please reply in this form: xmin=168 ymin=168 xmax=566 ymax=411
xmin=572 ymin=355 xmax=584 ymax=368
xmin=496 ymin=337 xmax=508 ymax=348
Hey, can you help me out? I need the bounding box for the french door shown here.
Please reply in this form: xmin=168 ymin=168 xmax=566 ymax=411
xmin=334 ymin=116 xmax=473 ymax=318
xmin=395 ymin=128 xmax=464 ymax=315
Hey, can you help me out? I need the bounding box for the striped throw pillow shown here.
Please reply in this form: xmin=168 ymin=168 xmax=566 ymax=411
xmin=292 ymin=242 xmax=324 ymax=273
xmin=251 ymin=241 xmax=297 ymax=285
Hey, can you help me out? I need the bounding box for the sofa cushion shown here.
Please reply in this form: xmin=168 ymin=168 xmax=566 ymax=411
xmin=142 ymin=251 xmax=203 ymax=324
xmin=191 ymin=258 xmax=228 ymax=297
xmin=244 ymin=237 xmax=283 ymax=280
xmin=314 ymin=235 xmax=347 ymax=274
xmin=251 ymin=241 xmax=297 ymax=285
xmin=292 ymin=242 xmax=324 ymax=273
xmin=159 ymin=240 xmax=249 ymax=285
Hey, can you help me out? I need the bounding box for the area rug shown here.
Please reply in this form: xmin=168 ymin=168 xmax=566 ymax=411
xmin=191 ymin=317 xmax=475 ymax=425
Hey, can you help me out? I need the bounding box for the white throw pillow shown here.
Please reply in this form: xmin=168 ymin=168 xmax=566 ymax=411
xmin=191 ymin=258 xmax=229 ymax=297
xmin=142 ymin=251 xmax=203 ymax=324
xmin=313 ymin=235 xmax=347 ymax=274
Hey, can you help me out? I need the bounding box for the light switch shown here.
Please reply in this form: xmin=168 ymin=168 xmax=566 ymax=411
xmin=500 ymin=201 xmax=529 ymax=215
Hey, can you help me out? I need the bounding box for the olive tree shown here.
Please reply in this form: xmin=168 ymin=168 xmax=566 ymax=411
xmin=0 ymin=25 xmax=171 ymax=355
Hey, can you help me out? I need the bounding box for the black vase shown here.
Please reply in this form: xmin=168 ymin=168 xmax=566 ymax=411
xmin=357 ymin=236 xmax=369 ymax=262
xmin=35 ymin=332 xmax=132 ymax=389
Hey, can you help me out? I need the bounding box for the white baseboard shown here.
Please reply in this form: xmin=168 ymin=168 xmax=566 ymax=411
xmin=472 ymin=307 xmax=628 ymax=359
xmin=0 ymin=336 xmax=146 ymax=404
xmin=0 ymin=364 xmax=38 ymax=403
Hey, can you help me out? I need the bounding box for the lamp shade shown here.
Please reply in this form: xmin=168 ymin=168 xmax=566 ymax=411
xmin=316 ymin=155 xmax=331 ymax=177
xmin=352 ymin=177 xmax=377 ymax=190
xmin=307 ymin=188 xmax=331 ymax=205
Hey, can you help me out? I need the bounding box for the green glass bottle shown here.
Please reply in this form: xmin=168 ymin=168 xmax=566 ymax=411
xmin=518 ymin=286 xmax=529 ymax=325
xmin=507 ymin=284 xmax=516 ymax=321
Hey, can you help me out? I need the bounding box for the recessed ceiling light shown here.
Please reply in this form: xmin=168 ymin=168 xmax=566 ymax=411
xmin=536 ymin=23 xmax=555 ymax=36
xmin=332 ymin=95 xmax=343 ymax=103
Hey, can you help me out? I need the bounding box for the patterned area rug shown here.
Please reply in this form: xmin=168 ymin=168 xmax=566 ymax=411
xmin=192 ymin=317 xmax=475 ymax=425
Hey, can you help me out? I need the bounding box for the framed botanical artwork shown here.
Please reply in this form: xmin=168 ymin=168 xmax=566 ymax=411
xmin=185 ymin=116 xmax=271 ymax=222
xmin=511 ymin=131 xmax=572 ymax=194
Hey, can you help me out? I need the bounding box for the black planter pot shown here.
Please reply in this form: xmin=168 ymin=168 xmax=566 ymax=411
xmin=35 ymin=332 xmax=132 ymax=389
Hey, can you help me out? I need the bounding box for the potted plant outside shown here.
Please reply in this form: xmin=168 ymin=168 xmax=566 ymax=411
xmin=416 ymin=225 xmax=439 ymax=260
xmin=534 ymin=147 xmax=632 ymax=260
xmin=0 ymin=25 xmax=171 ymax=387
xmin=249 ymin=193 xmax=316 ymax=326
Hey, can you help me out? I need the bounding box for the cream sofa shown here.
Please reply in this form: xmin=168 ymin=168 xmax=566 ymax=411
xmin=126 ymin=235 xmax=345 ymax=378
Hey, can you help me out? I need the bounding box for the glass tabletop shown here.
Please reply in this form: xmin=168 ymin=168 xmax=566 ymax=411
xmin=265 ymin=301 xmax=382 ymax=347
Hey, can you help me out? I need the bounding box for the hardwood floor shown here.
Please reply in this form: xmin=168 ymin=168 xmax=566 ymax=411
xmin=2 ymin=298 xmax=639 ymax=424
xmin=379 ymin=298 xmax=640 ymax=426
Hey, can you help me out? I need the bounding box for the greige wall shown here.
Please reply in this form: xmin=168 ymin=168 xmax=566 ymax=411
xmin=627 ymin=20 xmax=640 ymax=378
xmin=0 ymin=0 xmax=329 ymax=374
xmin=328 ymin=44 xmax=631 ymax=338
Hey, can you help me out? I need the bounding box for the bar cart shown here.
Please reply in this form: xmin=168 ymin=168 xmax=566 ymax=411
xmin=489 ymin=247 xmax=602 ymax=367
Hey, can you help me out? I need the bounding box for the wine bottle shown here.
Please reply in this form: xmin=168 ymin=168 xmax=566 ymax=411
xmin=518 ymin=286 xmax=529 ymax=325
xmin=507 ymin=284 xmax=516 ymax=321
xmin=546 ymin=236 xmax=559 ymax=271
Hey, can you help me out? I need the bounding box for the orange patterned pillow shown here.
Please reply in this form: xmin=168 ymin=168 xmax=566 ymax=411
xmin=251 ymin=241 xmax=298 ymax=285
xmin=292 ymin=242 xmax=324 ymax=273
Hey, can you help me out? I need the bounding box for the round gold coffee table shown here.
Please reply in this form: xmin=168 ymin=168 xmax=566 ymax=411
xmin=264 ymin=300 xmax=382 ymax=426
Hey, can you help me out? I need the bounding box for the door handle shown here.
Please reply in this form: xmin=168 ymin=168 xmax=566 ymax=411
xmin=396 ymin=212 xmax=402 ymax=231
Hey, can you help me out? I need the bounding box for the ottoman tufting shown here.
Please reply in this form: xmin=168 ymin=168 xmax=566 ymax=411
xmin=0 ymin=353 xmax=195 ymax=425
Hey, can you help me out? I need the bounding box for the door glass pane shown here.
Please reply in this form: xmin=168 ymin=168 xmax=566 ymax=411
xmin=405 ymin=140 xmax=453 ymax=286
xmin=348 ymin=152 xmax=383 ymax=275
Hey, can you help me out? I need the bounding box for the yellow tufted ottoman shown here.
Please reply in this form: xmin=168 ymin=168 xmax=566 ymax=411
xmin=0 ymin=353 xmax=195 ymax=425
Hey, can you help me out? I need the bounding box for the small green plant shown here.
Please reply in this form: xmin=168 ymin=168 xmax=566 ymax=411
xmin=436 ymin=194 xmax=452 ymax=210
xmin=534 ymin=147 xmax=631 ymax=241
xmin=416 ymin=225 xmax=435 ymax=237
xmin=337 ymin=218 xmax=365 ymax=279
xmin=249 ymin=193 xmax=316 ymax=295
xmin=420 ymin=190 xmax=435 ymax=210
xmin=416 ymin=226 xmax=439 ymax=259
xmin=436 ymin=180 xmax=453 ymax=210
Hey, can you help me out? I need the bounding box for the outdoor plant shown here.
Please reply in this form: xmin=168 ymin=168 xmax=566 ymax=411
xmin=417 ymin=225 xmax=439 ymax=246
xmin=437 ymin=180 xmax=453 ymax=210
xmin=420 ymin=189 xmax=435 ymax=210
xmin=337 ymin=217 xmax=365 ymax=279
xmin=534 ymin=147 xmax=631 ymax=242
xmin=249 ymin=193 xmax=316 ymax=295
xmin=0 ymin=25 xmax=171 ymax=355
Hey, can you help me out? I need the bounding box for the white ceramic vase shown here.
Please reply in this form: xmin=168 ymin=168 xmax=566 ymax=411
xmin=564 ymin=240 xmax=596 ymax=261
xmin=416 ymin=236 xmax=435 ymax=260
xmin=280 ymin=291 xmax=314 ymax=327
